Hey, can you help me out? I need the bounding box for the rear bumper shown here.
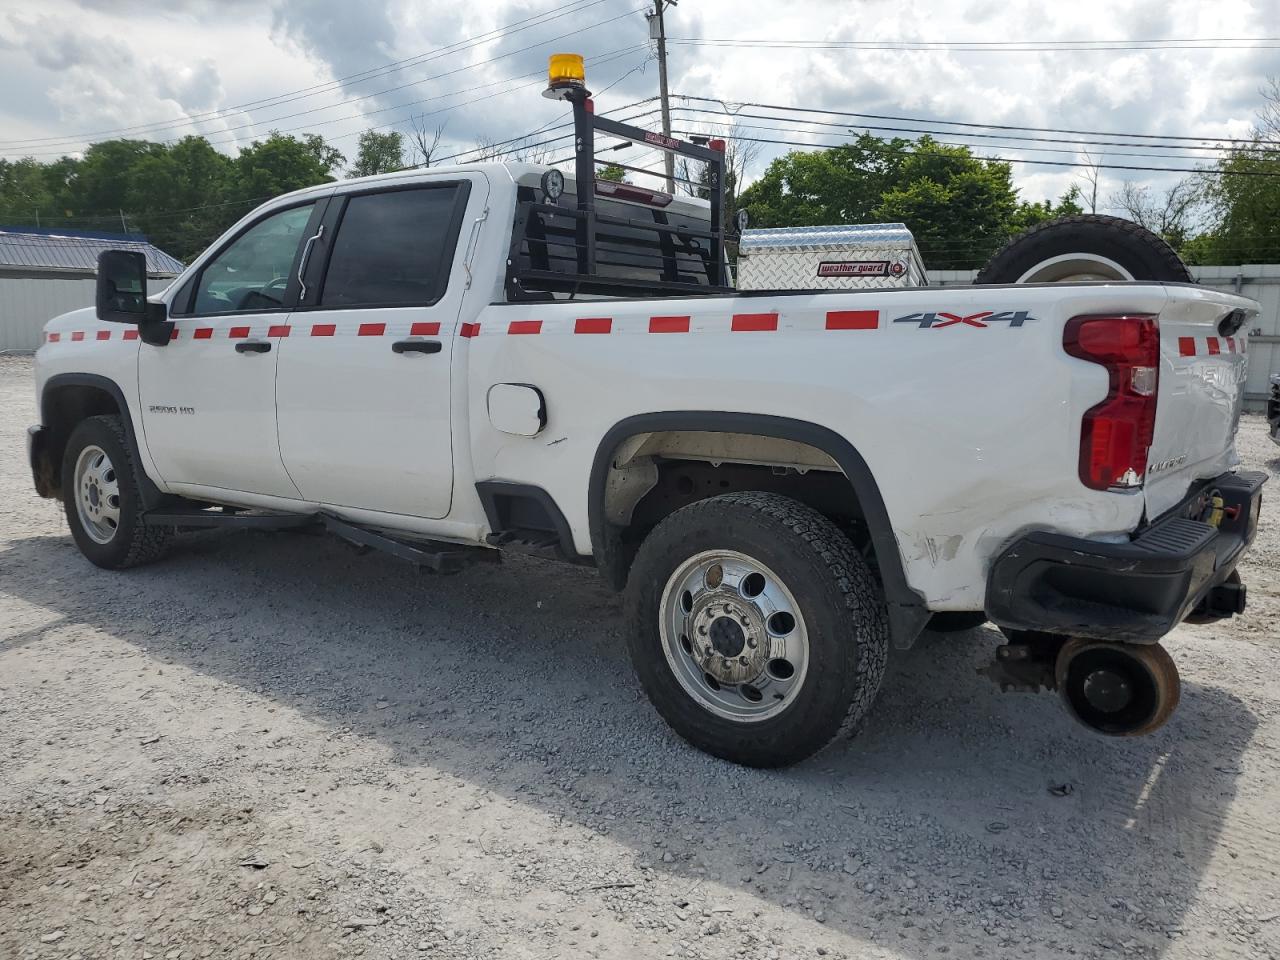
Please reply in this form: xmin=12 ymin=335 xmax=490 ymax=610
xmin=987 ymin=471 xmax=1266 ymax=643
xmin=28 ymin=425 xmax=58 ymax=498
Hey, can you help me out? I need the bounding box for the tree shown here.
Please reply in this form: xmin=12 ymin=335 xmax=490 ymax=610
xmin=1195 ymin=77 xmax=1280 ymax=264
xmin=234 ymin=131 xmax=344 ymax=200
xmin=348 ymin=129 xmax=405 ymax=178
xmin=598 ymin=163 xmax=628 ymax=182
xmin=736 ymin=132 xmax=910 ymax=228
xmin=736 ymin=133 xmax=1092 ymax=269
xmin=1109 ymin=178 xmax=1205 ymax=250
xmin=409 ymin=117 xmax=446 ymax=167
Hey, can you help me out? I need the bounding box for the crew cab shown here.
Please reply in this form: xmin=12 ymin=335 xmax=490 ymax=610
xmin=25 ymin=62 xmax=1266 ymax=766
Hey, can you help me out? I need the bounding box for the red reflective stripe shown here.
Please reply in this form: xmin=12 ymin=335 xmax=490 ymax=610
xmin=1178 ymin=337 xmax=1196 ymax=357
xmin=411 ymin=321 xmax=441 ymax=336
xmin=123 ymin=330 xmax=139 ymax=341
xmin=170 ymin=328 xmax=179 ymax=340
xmin=193 ymin=327 xmax=213 ymax=340
xmin=96 ymin=330 xmax=111 ymax=341
xmin=825 ymin=310 xmax=879 ymax=330
xmin=311 ymin=324 xmax=336 ymax=337
xmin=649 ymin=315 xmax=690 ymax=333
xmin=574 ymin=317 xmax=612 ymax=334
xmin=71 ymin=331 xmax=85 ymax=342
xmin=508 ymin=320 xmax=542 ymax=335
xmin=268 ymin=324 xmax=291 ymax=338
xmin=358 ymin=322 xmax=385 ymax=337
xmin=1226 ymin=336 xmax=1237 ymax=353
xmin=1207 ymin=337 xmax=1221 ymax=355
xmin=228 ymin=326 xmax=251 ymax=339
xmin=731 ymin=312 xmax=778 ymax=332
xmin=460 ymin=322 xmax=480 ymax=338
xmin=47 ymin=332 xmax=60 ymax=342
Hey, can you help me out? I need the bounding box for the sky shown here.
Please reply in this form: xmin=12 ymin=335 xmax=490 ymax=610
xmin=1 ymin=0 xmax=1278 ymax=213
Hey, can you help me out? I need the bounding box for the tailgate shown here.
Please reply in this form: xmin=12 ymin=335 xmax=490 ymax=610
xmin=1144 ymin=288 xmax=1257 ymax=517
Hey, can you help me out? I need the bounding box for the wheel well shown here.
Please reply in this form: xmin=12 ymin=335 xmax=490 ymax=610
xmin=589 ymin=413 xmax=932 ymax=650
xmin=39 ymin=384 xmax=123 ymax=497
xmin=606 ymin=430 xmax=870 ymax=548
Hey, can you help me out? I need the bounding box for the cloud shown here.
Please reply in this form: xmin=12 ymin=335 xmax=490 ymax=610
xmin=1 ymin=0 xmax=1277 ymax=210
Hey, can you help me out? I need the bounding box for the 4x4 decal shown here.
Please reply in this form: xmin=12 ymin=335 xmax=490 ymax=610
xmin=893 ymin=310 xmax=1035 ymax=329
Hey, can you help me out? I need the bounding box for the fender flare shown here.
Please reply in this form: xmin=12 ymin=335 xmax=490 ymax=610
xmin=587 ymin=411 xmax=929 ymax=648
xmin=41 ymin=372 xmax=168 ymax=510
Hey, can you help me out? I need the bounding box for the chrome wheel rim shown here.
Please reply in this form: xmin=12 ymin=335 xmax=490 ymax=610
xmin=659 ymin=550 xmax=810 ymax=723
xmin=74 ymin=444 xmax=121 ymax=544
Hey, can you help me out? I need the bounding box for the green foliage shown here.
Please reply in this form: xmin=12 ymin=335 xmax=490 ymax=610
xmin=0 ymin=132 xmax=345 ymax=263
xmin=737 ymin=134 xmax=1086 ymax=269
xmin=1196 ymin=145 xmax=1280 ymax=264
xmin=597 ymin=163 xmax=627 ymax=183
xmin=348 ymin=130 xmax=405 ymax=179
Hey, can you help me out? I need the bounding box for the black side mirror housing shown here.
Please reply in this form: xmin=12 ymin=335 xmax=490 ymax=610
xmin=96 ymin=250 xmax=171 ymax=345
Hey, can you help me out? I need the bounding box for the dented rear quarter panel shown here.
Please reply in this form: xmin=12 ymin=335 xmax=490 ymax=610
xmin=464 ymin=282 xmax=1247 ymax=610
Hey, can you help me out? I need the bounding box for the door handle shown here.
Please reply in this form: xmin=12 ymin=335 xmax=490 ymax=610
xmin=235 ymin=341 xmax=271 ymax=354
xmin=392 ymin=339 xmax=443 ymax=355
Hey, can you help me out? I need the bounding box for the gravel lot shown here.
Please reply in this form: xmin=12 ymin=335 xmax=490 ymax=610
xmin=1 ymin=352 xmax=1278 ymax=960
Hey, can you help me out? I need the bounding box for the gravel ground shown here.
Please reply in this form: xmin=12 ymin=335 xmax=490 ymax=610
xmin=1 ymin=352 xmax=1278 ymax=960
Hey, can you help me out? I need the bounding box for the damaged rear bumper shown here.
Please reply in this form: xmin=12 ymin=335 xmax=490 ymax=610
xmin=986 ymin=471 xmax=1266 ymax=643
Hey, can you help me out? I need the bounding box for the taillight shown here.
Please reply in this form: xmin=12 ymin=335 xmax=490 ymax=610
xmin=1063 ymin=314 xmax=1160 ymax=491
xmin=594 ymin=180 xmax=673 ymax=207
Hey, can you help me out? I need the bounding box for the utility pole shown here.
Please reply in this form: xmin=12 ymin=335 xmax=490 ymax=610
xmin=649 ymin=0 xmax=675 ymax=193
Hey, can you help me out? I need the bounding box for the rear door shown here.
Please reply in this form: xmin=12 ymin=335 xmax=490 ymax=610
xmin=1145 ymin=291 xmax=1255 ymax=516
xmin=274 ymin=176 xmax=484 ymax=519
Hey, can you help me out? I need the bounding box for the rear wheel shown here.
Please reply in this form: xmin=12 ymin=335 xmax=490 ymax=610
xmin=625 ymin=492 xmax=889 ymax=767
xmin=976 ymin=214 xmax=1191 ymax=285
xmin=61 ymin=415 xmax=171 ymax=569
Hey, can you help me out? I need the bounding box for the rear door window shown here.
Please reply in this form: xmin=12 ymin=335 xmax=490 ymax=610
xmin=318 ymin=185 xmax=467 ymax=308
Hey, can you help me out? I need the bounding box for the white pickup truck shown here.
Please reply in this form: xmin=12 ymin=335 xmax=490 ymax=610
xmin=25 ymin=69 xmax=1267 ymax=767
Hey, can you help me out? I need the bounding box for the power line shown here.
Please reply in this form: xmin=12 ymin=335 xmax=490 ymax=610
xmin=670 ymin=127 xmax=1280 ymax=177
xmin=669 ymin=109 xmax=1280 ymax=168
xmin=667 ymin=37 xmax=1280 ymax=52
xmin=2 ymin=11 xmax=648 ymax=159
xmin=0 ymin=0 xmax=623 ymax=149
xmin=673 ymin=95 xmax=1275 ymax=149
xmin=5 ymin=45 xmax=650 ymax=160
xmin=670 ymin=106 xmax=1280 ymax=161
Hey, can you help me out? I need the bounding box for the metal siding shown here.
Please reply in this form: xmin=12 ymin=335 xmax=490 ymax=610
xmin=0 ymin=275 xmax=97 ymax=350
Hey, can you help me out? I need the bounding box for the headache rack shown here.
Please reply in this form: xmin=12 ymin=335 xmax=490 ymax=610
xmin=506 ymin=66 xmax=733 ymax=301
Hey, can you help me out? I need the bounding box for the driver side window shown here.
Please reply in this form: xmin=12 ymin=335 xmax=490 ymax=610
xmin=190 ymin=203 xmax=315 ymax=316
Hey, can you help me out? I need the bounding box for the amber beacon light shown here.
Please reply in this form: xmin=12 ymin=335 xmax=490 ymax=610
xmin=544 ymin=53 xmax=589 ymax=99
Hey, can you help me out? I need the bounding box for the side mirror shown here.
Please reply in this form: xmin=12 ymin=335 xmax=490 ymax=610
xmin=96 ymin=250 xmax=171 ymax=345
xmin=96 ymin=250 xmax=148 ymax=323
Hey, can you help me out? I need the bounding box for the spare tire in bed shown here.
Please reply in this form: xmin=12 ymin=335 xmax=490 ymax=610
xmin=975 ymin=214 xmax=1192 ymax=285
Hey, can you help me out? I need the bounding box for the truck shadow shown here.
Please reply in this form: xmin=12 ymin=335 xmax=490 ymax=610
xmin=0 ymin=528 xmax=1261 ymax=958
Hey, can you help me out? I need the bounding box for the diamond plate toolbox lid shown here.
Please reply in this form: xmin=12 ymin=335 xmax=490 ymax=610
xmin=736 ymin=223 xmax=929 ymax=290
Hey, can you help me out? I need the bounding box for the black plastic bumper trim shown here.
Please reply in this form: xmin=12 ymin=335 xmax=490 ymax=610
xmin=986 ymin=470 xmax=1266 ymax=643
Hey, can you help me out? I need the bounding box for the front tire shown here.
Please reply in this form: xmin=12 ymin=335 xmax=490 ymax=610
xmin=625 ymin=492 xmax=889 ymax=767
xmin=61 ymin=415 xmax=171 ymax=569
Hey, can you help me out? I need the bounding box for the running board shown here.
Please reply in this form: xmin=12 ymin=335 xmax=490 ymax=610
xmin=321 ymin=514 xmax=497 ymax=574
xmin=143 ymin=507 xmax=496 ymax=574
xmin=142 ymin=506 xmax=319 ymax=530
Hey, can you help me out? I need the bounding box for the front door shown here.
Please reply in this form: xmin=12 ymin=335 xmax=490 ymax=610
xmin=139 ymin=198 xmax=327 ymax=500
xmin=275 ymin=177 xmax=483 ymax=519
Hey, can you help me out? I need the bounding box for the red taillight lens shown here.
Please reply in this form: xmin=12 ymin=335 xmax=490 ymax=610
xmin=1064 ymin=315 xmax=1160 ymax=491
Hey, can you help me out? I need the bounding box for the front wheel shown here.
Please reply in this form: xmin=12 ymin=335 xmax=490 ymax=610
xmin=61 ymin=415 xmax=172 ymax=569
xmin=625 ymin=492 xmax=890 ymax=767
